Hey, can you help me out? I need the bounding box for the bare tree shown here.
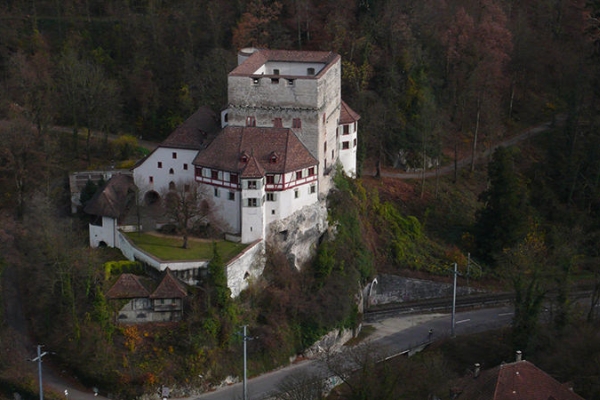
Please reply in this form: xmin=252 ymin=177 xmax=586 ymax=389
xmin=162 ymin=180 xmax=213 ymax=249
xmin=274 ymin=369 xmax=325 ymax=400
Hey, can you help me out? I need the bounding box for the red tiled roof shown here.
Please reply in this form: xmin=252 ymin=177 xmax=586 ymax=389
xmin=241 ymin=154 xmax=266 ymax=178
xmin=149 ymin=268 xmax=188 ymax=299
xmin=230 ymin=49 xmax=340 ymax=78
xmin=340 ymin=100 xmax=361 ymax=124
xmin=83 ymin=174 xmax=135 ymax=218
xmin=193 ymin=126 xmax=318 ymax=176
xmin=161 ymin=106 xmax=220 ymax=150
xmin=456 ymin=361 xmax=585 ymax=400
xmin=106 ymin=274 xmax=151 ymax=299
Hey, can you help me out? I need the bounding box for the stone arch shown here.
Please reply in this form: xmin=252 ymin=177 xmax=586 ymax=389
xmin=144 ymin=190 xmax=160 ymax=205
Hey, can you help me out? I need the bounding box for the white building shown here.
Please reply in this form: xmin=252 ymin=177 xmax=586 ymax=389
xmin=132 ymin=106 xmax=220 ymax=204
xmin=131 ymin=49 xmax=359 ymax=245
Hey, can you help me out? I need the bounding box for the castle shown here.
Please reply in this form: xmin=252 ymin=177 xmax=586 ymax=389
xmin=85 ymin=49 xmax=358 ymax=293
xmin=133 ymin=48 xmax=359 ymax=244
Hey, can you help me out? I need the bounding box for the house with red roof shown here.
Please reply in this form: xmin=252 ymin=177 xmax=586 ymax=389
xmin=106 ymin=269 xmax=188 ymax=323
xmin=453 ymin=356 xmax=585 ymax=400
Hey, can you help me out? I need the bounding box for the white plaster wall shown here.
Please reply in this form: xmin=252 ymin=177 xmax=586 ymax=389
xmin=226 ymin=240 xmax=265 ymax=297
xmin=133 ymin=147 xmax=197 ymax=197
xmin=205 ymin=185 xmax=240 ymax=234
xmin=89 ymin=216 xmax=117 ymax=247
xmin=255 ymin=61 xmax=326 ymax=76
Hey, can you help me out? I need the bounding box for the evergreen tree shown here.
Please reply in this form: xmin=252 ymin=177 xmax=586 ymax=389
xmin=475 ymin=146 xmax=531 ymax=264
xmin=208 ymin=242 xmax=231 ymax=311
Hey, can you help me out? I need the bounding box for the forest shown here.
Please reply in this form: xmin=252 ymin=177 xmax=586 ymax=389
xmin=1 ymin=0 xmax=600 ymax=398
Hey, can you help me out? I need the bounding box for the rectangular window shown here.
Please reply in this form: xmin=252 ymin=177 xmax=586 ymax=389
xmin=295 ymin=170 xmax=303 ymax=180
xmin=230 ymin=173 xmax=239 ymax=184
xmin=183 ymin=164 xmax=188 ymax=170
xmin=287 ymin=79 xmax=294 ymax=86
xmin=294 ymin=189 xmax=300 ymax=199
xmin=273 ymin=69 xmax=280 ymax=75
xmin=307 ymin=67 xmax=315 ymax=75
xmin=342 ymin=141 xmax=350 ymax=150
xmin=353 ymin=138 xmax=357 ymax=147
xmin=310 ymin=184 xmax=316 ymax=194
xmin=266 ymin=193 xmax=276 ymax=202
xmin=211 ymin=170 xmax=219 ymax=180
xmin=332 ymin=150 xmax=334 ymax=159
xmin=202 ymin=168 xmax=211 ymax=178
xmin=271 ymin=78 xmax=279 ymax=84
xmin=245 ymin=198 xmax=259 ymax=207
xmin=322 ymin=113 xmax=326 ymax=124
xmin=228 ymin=192 xmax=235 ymax=201
xmin=247 ymin=180 xmax=257 ymax=189
xmin=343 ymin=125 xmax=350 ymax=135
xmin=273 ymin=118 xmax=282 ymax=128
xmin=324 ymin=142 xmax=327 ymax=152
xmin=195 ymin=166 xmax=202 ymax=177
xmin=308 ymin=167 xmax=315 ymax=176
xmin=266 ymin=175 xmax=275 ymax=184
xmin=157 ymin=162 xmax=162 ymax=168
xmin=246 ymin=116 xmax=256 ymax=127
xmin=214 ymin=188 xmax=220 ymax=197
xmin=172 ymin=152 xmax=177 ymax=159
xmin=252 ymin=77 xmax=260 ymax=85
xmin=149 ymin=176 xmax=154 ymax=183
xmin=292 ymin=118 xmax=302 ymax=129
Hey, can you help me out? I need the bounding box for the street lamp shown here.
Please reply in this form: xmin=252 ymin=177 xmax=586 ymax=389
xmin=451 ymin=263 xmax=458 ymax=337
xmin=240 ymin=325 xmax=257 ymax=400
xmin=29 ymin=345 xmax=52 ymax=400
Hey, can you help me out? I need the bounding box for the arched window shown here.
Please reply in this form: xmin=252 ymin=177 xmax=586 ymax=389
xmin=169 ymin=181 xmax=176 ymax=190
xmin=169 ymin=168 xmax=174 ymax=175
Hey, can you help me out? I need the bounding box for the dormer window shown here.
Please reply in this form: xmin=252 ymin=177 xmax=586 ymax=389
xmin=307 ymin=67 xmax=315 ymax=76
xmin=270 ymin=152 xmax=279 ymax=163
xmin=240 ymin=152 xmax=249 ymax=163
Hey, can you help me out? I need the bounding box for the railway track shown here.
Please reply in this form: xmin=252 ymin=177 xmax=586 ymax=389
xmin=363 ymin=290 xmax=594 ymax=322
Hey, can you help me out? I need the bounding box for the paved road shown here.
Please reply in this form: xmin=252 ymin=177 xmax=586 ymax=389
xmin=191 ymin=306 xmax=514 ymax=400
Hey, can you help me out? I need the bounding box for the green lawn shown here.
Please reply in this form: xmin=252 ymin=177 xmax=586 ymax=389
xmin=124 ymin=232 xmax=248 ymax=262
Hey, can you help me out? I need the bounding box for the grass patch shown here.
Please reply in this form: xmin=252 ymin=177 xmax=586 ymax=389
xmin=124 ymin=232 xmax=248 ymax=262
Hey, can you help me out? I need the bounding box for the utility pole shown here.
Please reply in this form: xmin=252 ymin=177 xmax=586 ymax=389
xmin=451 ymin=262 xmax=457 ymax=338
xmin=30 ymin=345 xmax=50 ymax=400
xmin=243 ymin=325 xmax=248 ymax=400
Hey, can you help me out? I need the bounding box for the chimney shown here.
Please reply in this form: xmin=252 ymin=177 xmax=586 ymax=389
xmin=474 ymin=363 xmax=481 ymax=378
xmin=516 ymin=350 xmax=522 ymax=362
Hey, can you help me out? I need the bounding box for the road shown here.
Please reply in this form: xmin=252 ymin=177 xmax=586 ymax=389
xmin=363 ymin=116 xmax=565 ymax=180
xmin=190 ymin=306 xmax=514 ymax=400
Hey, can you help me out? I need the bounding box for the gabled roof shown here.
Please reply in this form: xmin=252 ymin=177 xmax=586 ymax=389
xmin=193 ymin=126 xmax=318 ymax=176
xmin=83 ymin=174 xmax=135 ymax=218
xmin=241 ymin=154 xmax=266 ymax=178
xmin=340 ymin=100 xmax=361 ymax=124
xmin=149 ymin=268 xmax=188 ymax=299
xmin=160 ymin=106 xmax=220 ymax=150
xmin=455 ymin=361 xmax=585 ymax=400
xmin=106 ymin=274 xmax=151 ymax=299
